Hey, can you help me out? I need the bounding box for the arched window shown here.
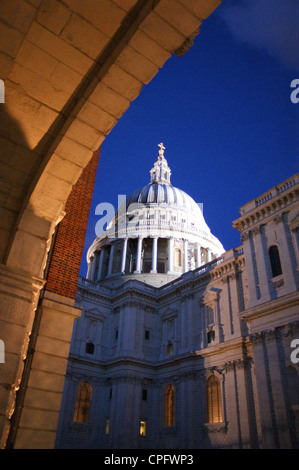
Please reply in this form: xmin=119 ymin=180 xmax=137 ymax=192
xmin=207 ymin=330 xmax=215 ymax=344
xmin=163 ymin=384 xmax=175 ymax=426
xmin=269 ymin=245 xmax=282 ymax=277
xmin=206 ymin=376 xmax=222 ymax=423
xmin=73 ymin=382 xmax=92 ymax=423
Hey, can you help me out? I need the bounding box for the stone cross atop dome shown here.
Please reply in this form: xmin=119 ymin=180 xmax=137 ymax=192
xmin=150 ymin=143 xmax=172 ymax=185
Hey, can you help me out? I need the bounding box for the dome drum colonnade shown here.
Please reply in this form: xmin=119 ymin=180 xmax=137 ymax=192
xmin=86 ymin=144 xmax=224 ymax=284
xmin=87 ymin=236 xmax=215 ymax=281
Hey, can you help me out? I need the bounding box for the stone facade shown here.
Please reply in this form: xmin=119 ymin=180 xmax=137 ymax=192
xmin=55 ymin=168 xmax=299 ymax=449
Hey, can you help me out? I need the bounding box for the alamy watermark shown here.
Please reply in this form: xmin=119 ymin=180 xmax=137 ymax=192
xmin=290 ymin=79 xmax=299 ymax=104
xmin=0 ymin=339 xmax=4 ymax=363
xmin=290 ymin=339 xmax=299 ymax=364
xmin=0 ymin=79 xmax=4 ymax=103
xmin=94 ymin=195 xmax=203 ymax=238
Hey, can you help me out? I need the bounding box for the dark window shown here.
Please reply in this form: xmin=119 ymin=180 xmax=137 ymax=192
xmin=142 ymin=389 xmax=148 ymax=401
xmin=86 ymin=342 xmax=95 ymax=354
xmin=109 ymin=388 xmax=112 ymax=400
xmin=115 ymin=329 xmax=118 ymax=340
xmin=207 ymin=330 xmax=215 ymax=344
xmin=167 ymin=342 xmax=173 ymax=355
xmin=269 ymin=245 xmax=282 ymax=277
xmin=145 ymin=330 xmax=150 ymax=340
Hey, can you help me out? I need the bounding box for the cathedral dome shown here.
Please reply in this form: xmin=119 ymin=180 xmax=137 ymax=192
xmin=86 ymin=143 xmax=224 ymax=287
xmin=127 ymin=183 xmax=207 ymax=224
xmin=124 ymin=183 xmax=210 ymax=234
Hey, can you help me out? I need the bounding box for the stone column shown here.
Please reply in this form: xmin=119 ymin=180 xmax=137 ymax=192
xmin=0 ymin=265 xmax=45 ymax=449
xmin=134 ymin=237 xmax=143 ymax=273
xmin=241 ymin=231 xmax=260 ymax=308
xmin=121 ymin=238 xmax=128 ymax=274
xmin=225 ymin=362 xmax=241 ymax=448
xmin=96 ymin=247 xmax=105 ymax=281
xmin=91 ymin=253 xmax=97 ymax=280
xmin=86 ymin=260 xmax=92 ymax=279
xmin=196 ymin=243 xmax=201 ymax=268
xmin=250 ymin=333 xmax=279 ymax=448
xmin=252 ymin=226 xmax=272 ymax=302
xmin=183 ymin=239 xmax=188 ymax=273
xmin=89 ymin=253 xmax=96 ymax=281
xmin=234 ymin=360 xmax=252 ymax=448
xmin=265 ymin=331 xmax=292 ymax=448
xmin=274 ymin=215 xmax=297 ymax=293
xmin=150 ymin=237 xmax=158 ymax=273
xmin=167 ymin=237 xmax=174 ymax=274
xmin=107 ymin=243 xmax=115 ymax=276
xmin=10 ymin=290 xmax=81 ymax=449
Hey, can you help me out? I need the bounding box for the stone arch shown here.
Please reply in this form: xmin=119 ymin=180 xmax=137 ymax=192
xmin=0 ymin=0 xmax=221 ymax=449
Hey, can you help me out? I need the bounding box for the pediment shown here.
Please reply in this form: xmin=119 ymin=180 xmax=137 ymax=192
xmin=84 ymin=307 xmax=105 ymax=321
xmin=161 ymin=307 xmax=178 ymax=320
xmin=201 ymin=288 xmax=220 ymax=305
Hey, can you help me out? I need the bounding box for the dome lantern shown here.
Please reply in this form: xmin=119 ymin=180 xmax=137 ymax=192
xmin=150 ymin=143 xmax=172 ymax=185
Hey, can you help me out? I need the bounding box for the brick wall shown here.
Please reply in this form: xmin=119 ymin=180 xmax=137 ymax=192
xmin=45 ymin=147 xmax=100 ymax=299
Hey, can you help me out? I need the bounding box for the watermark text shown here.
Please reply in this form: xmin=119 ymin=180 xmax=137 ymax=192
xmin=0 ymin=339 xmax=4 ymax=363
xmin=0 ymin=79 xmax=4 ymax=103
xmin=290 ymin=79 xmax=299 ymax=103
xmin=290 ymin=339 xmax=299 ymax=364
xmin=95 ymin=196 xmax=203 ymax=238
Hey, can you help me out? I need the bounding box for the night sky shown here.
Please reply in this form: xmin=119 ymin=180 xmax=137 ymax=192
xmin=80 ymin=0 xmax=298 ymax=276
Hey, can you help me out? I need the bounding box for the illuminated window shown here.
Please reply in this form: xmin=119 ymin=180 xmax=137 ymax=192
xmin=269 ymin=245 xmax=282 ymax=277
xmin=140 ymin=420 xmax=146 ymax=436
xmin=73 ymin=382 xmax=92 ymax=423
xmin=207 ymin=376 xmax=222 ymax=423
xmin=105 ymin=419 xmax=110 ymax=435
xmin=163 ymin=384 xmax=175 ymax=426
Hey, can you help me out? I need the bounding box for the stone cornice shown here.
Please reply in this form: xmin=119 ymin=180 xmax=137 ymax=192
xmin=240 ymin=290 xmax=299 ymax=323
xmin=247 ymin=320 xmax=299 ymax=345
xmin=233 ymin=174 xmax=299 ymax=233
xmin=0 ymin=263 xmax=45 ymax=304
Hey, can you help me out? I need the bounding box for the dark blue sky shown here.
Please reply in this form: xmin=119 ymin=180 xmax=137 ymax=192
xmin=80 ymin=0 xmax=298 ymax=276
